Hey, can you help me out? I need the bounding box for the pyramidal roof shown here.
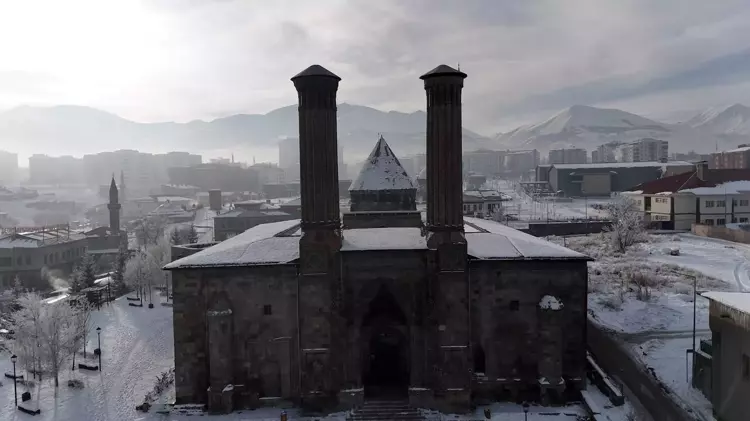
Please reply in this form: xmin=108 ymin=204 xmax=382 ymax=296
xmin=349 ymin=136 xmax=415 ymax=191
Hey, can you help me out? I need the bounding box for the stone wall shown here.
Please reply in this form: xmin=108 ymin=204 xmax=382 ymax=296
xmin=521 ymin=221 xmax=611 ymax=237
xmin=172 ymin=265 xmax=300 ymax=408
xmin=469 ymin=260 xmax=588 ymax=402
xmin=587 ymin=320 xmax=698 ymax=421
xmin=692 ymin=223 xmax=750 ymax=244
xmin=340 ymin=250 xmax=428 ymax=392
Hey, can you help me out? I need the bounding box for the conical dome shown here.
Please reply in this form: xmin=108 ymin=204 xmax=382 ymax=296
xmin=349 ymin=136 xmax=415 ymax=192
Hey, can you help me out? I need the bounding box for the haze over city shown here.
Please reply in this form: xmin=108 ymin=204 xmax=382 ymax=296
xmin=2 ymin=0 xmax=750 ymax=164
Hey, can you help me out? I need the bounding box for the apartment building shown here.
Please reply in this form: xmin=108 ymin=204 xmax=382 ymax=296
xmin=620 ymin=138 xmax=669 ymax=163
xmin=625 ymin=162 xmax=750 ymax=229
xmin=83 ymin=150 xmax=202 ymax=197
xmin=28 ymin=154 xmax=85 ymax=185
xmin=463 ymin=149 xmax=504 ymax=176
xmin=591 ymin=143 xmax=618 ymax=164
xmin=548 ymin=148 xmax=587 ymax=165
xmin=710 ymin=145 xmax=750 ymax=169
xmin=0 ymin=150 xmax=18 ymax=184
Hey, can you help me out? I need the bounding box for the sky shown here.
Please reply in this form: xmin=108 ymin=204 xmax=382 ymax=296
xmin=1 ymin=0 xmax=750 ymax=134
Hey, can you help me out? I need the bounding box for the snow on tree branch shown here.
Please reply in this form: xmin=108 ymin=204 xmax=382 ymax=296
xmin=604 ymin=195 xmax=645 ymax=253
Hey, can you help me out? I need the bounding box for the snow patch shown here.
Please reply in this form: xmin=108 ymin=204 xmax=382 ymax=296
xmin=539 ymin=295 xmax=564 ymax=310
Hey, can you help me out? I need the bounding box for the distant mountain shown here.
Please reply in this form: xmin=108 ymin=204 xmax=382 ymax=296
xmin=687 ymin=103 xmax=750 ymax=136
xmin=497 ymin=105 xmax=673 ymax=152
xmin=0 ymin=104 xmax=491 ymax=162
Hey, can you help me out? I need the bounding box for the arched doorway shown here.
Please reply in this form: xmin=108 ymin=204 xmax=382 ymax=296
xmin=362 ymin=286 xmax=410 ymax=398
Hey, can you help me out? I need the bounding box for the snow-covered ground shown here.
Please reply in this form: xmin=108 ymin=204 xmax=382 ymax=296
xmin=487 ymin=179 xmax=611 ymax=224
xmin=564 ymin=233 xmax=742 ymax=334
xmin=0 ymin=296 xmax=174 ymax=421
xmin=562 ymin=232 xmax=741 ymax=421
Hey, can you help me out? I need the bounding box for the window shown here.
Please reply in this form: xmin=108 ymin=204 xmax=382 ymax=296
xmin=743 ymin=354 xmax=750 ymax=380
xmin=742 ymin=200 xmax=749 ymax=207
xmin=25 ymin=255 xmax=30 ymax=265
xmin=718 ymin=218 xmax=726 ymax=226
xmin=509 ymin=300 xmax=520 ymax=311
xmin=16 ymin=256 xmax=22 ymax=266
xmin=741 ymin=218 xmax=749 ymax=223
xmin=717 ymin=200 xmax=726 ymax=207
xmin=704 ymin=219 xmax=715 ymax=226
xmin=705 ymin=200 xmax=715 ymax=208
xmin=263 ymin=305 xmax=272 ymax=316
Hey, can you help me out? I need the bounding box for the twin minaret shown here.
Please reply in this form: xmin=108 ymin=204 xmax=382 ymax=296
xmin=292 ymin=64 xmax=466 ymax=243
xmin=292 ymin=64 xmax=469 ymax=399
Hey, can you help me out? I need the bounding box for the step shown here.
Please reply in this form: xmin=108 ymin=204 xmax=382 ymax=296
xmin=347 ymin=400 xmax=425 ymax=421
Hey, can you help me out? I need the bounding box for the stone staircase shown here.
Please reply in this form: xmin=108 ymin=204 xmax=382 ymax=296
xmin=347 ymin=400 xmax=425 ymax=421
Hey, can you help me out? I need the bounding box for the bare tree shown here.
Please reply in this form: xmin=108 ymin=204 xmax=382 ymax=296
xmin=12 ymin=292 xmax=45 ymax=379
xmin=39 ymin=300 xmax=77 ymax=387
xmin=134 ymin=216 xmax=168 ymax=248
xmin=604 ymin=195 xmax=645 ymax=253
xmin=70 ymin=297 xmax=92 ymax=365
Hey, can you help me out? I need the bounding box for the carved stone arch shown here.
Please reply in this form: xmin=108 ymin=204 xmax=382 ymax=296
xmin=355 ymin=280 xmax=412 ymax=327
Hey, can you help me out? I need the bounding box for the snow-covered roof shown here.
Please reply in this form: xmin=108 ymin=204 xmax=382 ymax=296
xmin=681 ymin=180 xmax=750 ymax=196
xmin=464 ymin=217 xmax=587 ymax=260
xmin=349 ymin=136 xmax=415 ymax=192
xmin=702 ymin=291 xmax=750 ymax=315
xmin=341 ymin=228 xmax=426 ymax=251
xmin=723 ymin=146 xmax=750 ymax=153
xmin=164 ymin=219 xmax=301 ymax=269
xmin=167 ymin=215 xmax=587 ymax=269
xmin=552 ymin=161 xmax=693 ymax=170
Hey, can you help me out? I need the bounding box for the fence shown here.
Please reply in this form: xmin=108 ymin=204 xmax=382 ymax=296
xmin=691 ymin=223 xmax=750 ymax=244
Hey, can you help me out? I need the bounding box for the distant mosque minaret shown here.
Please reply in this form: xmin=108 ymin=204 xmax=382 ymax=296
xmin=107 ymin=175 xmax=121 ymax=233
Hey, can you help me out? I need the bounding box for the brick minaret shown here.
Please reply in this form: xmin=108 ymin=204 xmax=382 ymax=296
xmin=291 ymin=64 xmax=343 ymax=402
xmin=420 ymin=65 xmax=471 ymax=410
xmin=421 ymin=64 xmax=467 ymax=243
xmin=107 ymin=175 xmax=121 ymax=233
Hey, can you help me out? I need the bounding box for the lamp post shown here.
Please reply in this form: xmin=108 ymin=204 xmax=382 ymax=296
xmin=97 ymin=327 xmax=102 ymax=369
xmin=522 ymin=402 xmax=530 ymax=421
xmin=11 ymin=354 xmax=18 ymax=407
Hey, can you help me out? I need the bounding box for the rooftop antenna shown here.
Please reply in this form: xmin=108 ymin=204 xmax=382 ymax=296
xmin=457 ymin=62 xmax=461 ymax=71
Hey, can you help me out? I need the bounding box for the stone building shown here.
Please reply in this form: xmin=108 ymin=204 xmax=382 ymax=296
xmin=165 ymin=64 xmax=590 ymax=414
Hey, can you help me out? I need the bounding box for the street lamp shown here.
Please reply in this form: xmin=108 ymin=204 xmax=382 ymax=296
xmin=96 ymin=327 xmax=102 ymax=369
xmin=522 ymin=402 xmax=530 ymax=421
xmin=11 ymin=354 xmax=18 ymax=407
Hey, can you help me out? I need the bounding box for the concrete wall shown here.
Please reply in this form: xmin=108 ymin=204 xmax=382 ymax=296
xmin=709 ymin=315 xmax=750 ymax=421
xmin=692 ymin=224 xmax=750 ymax=244
xmin=521 ymin=221 xmax=611 ymax=237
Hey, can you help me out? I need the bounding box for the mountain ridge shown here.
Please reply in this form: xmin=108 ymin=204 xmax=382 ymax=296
xmin=0 ymin=103 xmax=489 ymax=162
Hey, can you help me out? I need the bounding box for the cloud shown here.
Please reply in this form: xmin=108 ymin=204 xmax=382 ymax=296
xmin=0 ymin=0 xmax=749 ymax=134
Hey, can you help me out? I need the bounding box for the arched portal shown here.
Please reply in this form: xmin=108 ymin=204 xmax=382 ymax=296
xmin=361 ymin=285 xmax=410 ymax=398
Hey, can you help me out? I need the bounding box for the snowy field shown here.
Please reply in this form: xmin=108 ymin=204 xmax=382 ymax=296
xmin=561 ymin=232 xmax=745 ymax=421
xmin=486 ymin=179 xmax=611 ymax=224
xmin=0 ymin=296 xmax=174 ymax=421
